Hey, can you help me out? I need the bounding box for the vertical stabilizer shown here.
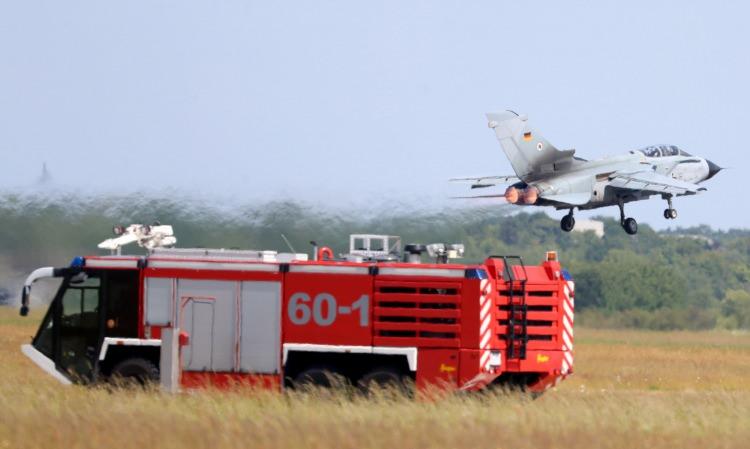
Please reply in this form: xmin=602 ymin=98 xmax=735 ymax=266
xmin=486 ymin=111 xmax=575 ymax=181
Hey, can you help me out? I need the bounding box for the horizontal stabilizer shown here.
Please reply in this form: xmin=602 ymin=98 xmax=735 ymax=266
xmin=450 ymin=194 xmax=508 ymax=200
xmin=449 ymin=175 xmax=519 ymax=189
xmin=450 ymin=175 xmax=518 ymax=183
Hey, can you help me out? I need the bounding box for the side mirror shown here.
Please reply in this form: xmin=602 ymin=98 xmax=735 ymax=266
xmin=19 ymin=287 xmax=29 ymax=316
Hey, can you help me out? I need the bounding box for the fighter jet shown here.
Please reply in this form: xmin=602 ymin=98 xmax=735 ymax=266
xmin=452 ymin=111 xmax=722 ymax=234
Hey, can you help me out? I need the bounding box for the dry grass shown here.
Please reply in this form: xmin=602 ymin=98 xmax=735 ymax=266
xmin=1 ymin=308 xmax=749 ymax=449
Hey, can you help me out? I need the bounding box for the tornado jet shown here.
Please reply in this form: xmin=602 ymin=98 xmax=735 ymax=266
xmin=452 ymin=111 xmax=722 ymax=235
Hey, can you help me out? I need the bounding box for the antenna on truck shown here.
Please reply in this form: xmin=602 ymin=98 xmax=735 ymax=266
xmin=98 ymin=223 xmax=177 ymax=255
xmin=280 ymin=233 xmax=297 ymax=253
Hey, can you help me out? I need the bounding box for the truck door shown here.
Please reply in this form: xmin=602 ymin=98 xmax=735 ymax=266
xmin=55 ymin=273 xmax=102 ymax=382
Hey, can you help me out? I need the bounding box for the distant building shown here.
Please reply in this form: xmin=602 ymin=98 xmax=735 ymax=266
xmin=671 ymin=234 xmax=716 ymax=247
xmin=571 ymin=219 xmax=605 ymax=238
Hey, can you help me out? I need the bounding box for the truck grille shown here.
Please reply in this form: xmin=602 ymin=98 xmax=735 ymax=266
xmin=372 ymin=280 xmax=462 ymax=347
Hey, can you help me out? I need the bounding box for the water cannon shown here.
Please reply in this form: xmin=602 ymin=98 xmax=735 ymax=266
xmin=426 ymin=243 xmax=465 ymax=264
xmin=99 ymin=223 xmax=177 ymax=254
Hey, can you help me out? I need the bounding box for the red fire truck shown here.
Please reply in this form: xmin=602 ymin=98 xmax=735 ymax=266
xmin=19 ymin=228 xmax=575 ymax=393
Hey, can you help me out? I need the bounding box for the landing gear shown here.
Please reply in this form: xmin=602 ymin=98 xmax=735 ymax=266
xmin=560 ymin=209 xmax=575 ymax=232
xmin=663 ymin=196 xmax=677 ymax=220
xmin=618 ymin=199 xmax=638 ymax=235
xmin=622 ymin=217 xmax=638 ymax=235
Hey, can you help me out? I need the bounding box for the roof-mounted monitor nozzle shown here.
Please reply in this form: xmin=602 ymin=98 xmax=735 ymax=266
xmin=98 ymin=223 xmax=177 ymax=255
xmin=426 ymin=243 xmax=465 ymax=264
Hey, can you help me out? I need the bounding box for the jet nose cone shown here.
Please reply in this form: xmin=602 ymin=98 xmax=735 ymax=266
xmin=706 ymin=160 xmax=722 ymax=180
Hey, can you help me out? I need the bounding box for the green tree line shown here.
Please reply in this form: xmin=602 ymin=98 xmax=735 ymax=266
xmin=0 ymin=191 xmax=748 ymax=330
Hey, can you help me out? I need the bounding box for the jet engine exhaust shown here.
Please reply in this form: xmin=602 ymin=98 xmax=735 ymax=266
xmin=523 ymin=186 xmax=539 ymax=204
xmin=504 ymin=186 xmax=520 ymax=204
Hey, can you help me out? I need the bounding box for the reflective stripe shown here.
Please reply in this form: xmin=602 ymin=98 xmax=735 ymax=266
xmin=288 ymin=265 xmax=370 ymax=275
xmin=480 ymin=332 xmax=491 ymax=349
xmin=562 ymin=330 xmax=573 ymax=351
xmin=148 ymin=260 xmax=278 ymax=272
xmin=563 ymin=300 xmax=574 ymax=323
xmin=377 ymin=267 xmax=465 ymax=278
xmin=563 ymin=315 xmax=574 ymax=338
xmin=480 ymin=315 xmax=492 ymax=334
xmin=480 ymin=299 xmax=492 ymax=318
xmin=86 ymin=258 xmax=140 ymax=269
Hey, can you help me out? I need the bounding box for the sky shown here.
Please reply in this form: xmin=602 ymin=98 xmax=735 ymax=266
xmin=0 ymin=1 xmax=746 ymax=229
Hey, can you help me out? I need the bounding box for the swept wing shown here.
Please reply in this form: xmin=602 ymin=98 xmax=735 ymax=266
xmin=608 ymin=170 xmax=707 ymax=196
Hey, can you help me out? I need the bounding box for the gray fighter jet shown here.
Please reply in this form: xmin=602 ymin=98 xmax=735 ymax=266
xmin=452 ymin=111 xmax=722 ymax=234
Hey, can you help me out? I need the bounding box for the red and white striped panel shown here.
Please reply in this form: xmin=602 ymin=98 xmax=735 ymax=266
xmin=561 ymin=280 xmax=575 ymax=376
xmin=543 ymin=279 xmax=576 ymax=391
xmin=478 ymin=279 xmax=494 ymax=372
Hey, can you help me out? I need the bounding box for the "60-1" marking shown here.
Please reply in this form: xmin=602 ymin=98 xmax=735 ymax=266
xmin=288 ymin=293 xmax=369 ymax=327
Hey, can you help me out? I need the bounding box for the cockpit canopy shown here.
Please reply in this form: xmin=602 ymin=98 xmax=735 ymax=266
xmin=634 ymin=145 xmax=692 ymax=158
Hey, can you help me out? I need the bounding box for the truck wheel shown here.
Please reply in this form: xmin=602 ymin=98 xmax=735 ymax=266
xmin=294 ymin=365 xmax=341 ymax=388
xmin=358 ymin=367 xmax=409 ymax=394
xmin=110 ymin=358 xmax=159 ymax=386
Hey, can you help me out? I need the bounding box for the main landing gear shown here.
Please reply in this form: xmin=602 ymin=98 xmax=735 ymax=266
xmin=618 ymin=199 xmax=638 ymax=235
xmin=663 ymin=196 xmax=678 ymax=220
xmin=560 ymin=208 xmax=575 ymax=232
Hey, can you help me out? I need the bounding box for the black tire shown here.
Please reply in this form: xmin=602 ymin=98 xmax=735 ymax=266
xmin=664 ymin=209 xmax=671 ymax=219
xmin=293 ymin=365 xmax=342 ymax=388
xmin=623 ymin=217 xmax=638 ymax=235
xmin=560 ymin=215 xmax=575 ymax=232
xmin=358 ymin=367 xmax=409 ymax=394
xmin=670 ymin=209 xmax=678 ymax=219
xmin=110 ymin=358 xmax=159 ymax=386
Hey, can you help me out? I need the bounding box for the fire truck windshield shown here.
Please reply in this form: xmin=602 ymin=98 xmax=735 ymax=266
xmin=30 ymin=268 xmax=140 ymax=383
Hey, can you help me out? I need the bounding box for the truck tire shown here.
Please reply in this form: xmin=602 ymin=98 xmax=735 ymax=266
xmin=294 ymin=365 xmax=341 ymax=388
xmin=358 ymin=367 xmax=409 ymax=394
xmin=110 ymin=358 xmax=159 ymax=386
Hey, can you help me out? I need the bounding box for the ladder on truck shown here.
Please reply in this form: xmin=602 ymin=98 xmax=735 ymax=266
xmin=493 ymin=256 xmax=529 ymax=360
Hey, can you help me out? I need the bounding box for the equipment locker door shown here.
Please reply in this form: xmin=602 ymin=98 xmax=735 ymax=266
xmin=177 ymin=280 xmax=236 ymax=372
xmin=180 ymin=298 xmax=215 ymax=371
xmin=239 ymin=281 xmax=281 ymax=374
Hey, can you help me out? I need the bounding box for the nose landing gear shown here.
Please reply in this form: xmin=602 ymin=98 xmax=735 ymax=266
xmin=618 ymin=199 xmax=638 ymax=235
xmin=663 ymin=196 xmax=678 ymax=220
xmin=560 ymin=209 xmax=575 ymax=232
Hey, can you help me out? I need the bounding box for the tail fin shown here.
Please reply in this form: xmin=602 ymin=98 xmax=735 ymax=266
xmin=486 ymin=111 xmax=575 ymax=181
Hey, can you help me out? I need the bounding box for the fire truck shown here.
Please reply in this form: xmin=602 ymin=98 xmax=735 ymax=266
xmin=19 ymin=225 xmax=575 ymax=393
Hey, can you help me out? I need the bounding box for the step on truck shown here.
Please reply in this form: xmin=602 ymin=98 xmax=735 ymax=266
xmin=19 ymin=225 xmax=575 ymax=393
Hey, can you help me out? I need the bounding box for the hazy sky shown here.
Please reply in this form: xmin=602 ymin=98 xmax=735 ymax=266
xmin=0 ymin=1 xmax=745 ymax=229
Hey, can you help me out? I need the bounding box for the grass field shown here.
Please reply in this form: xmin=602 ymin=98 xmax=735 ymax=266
xmin=1 ymin=307 xmax=749 ymax=449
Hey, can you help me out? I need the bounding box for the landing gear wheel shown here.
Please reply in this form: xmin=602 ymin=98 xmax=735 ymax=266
xmin=669 ymin=209 xmax=678 ymax=219
xmin=560 ymin=214 xmax=575 ymax=232
xmin=664 ymin=209 xmax=671 ymax=219
xmin=622 ymin=217 xmax=638 ymax=235
xmin=110 ymin=358 xmax=159 ymax=386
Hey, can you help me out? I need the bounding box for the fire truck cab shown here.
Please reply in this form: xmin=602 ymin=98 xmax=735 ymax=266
xmin=20 ymin=228 xmax=575 ymax=394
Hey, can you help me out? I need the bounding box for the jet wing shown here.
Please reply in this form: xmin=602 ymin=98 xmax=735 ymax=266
xmin=608 ymin=170 xmax=707 ymax=196
xmin=449 ymin=175 xmax=519 ymax=189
